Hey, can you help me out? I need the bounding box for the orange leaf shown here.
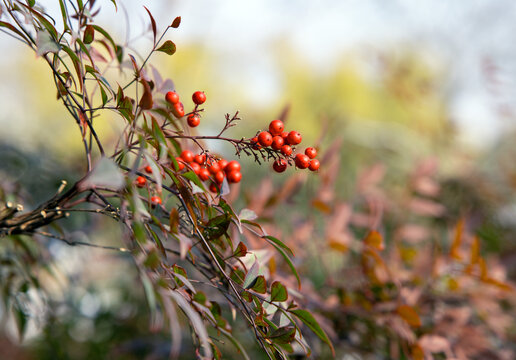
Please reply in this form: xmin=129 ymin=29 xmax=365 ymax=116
xmin=364 ymin=230 xmax=384 ymax=251
xmin=78 ymin=110 xmax=88 ymax=137
xmin=450 ymin=218 xmax=464 ymax=260
xmin=411 ymin=344 xmax=424 ymax=360
xmin=482 ymin=277 xmax=513 ymax=291
xmin=397 ymin=305 xmax=421 ymax=328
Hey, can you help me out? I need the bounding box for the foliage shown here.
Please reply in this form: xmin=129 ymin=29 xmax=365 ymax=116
xmin=0 ymin=1 xmax=329 ymax=359
xmin=1 ymin=1 xmax=516 ymax=360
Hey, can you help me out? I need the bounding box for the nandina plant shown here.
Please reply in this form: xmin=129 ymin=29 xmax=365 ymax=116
xmin=0 ymin=1 xmax=329 ymax=359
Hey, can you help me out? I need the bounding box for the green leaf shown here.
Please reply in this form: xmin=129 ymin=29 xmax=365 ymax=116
xmin=181 ymin=171 xmax=205 ymax=191
xmin=266 ymin=239 xmax=300 ymax=288
xmin=290 ymin=309 xmax=334 ymax=356
xmin=83 ymin=24 xmax=94 ymax=44
xmin=271 ymin=281 xmax=288 ymax=302
xmin=251 ymin=275 xmax=267 ymax=294
xmin=58 ymin=0 xmax=68 ymax=30
xmin=143 ymin=249 xmax=160 ymax=269
xmin=264 ymin=235 xmax=294 ymax=257
xmin=14 ymin=306 xmax=28 ymax=340
xmin=233 ymin=242 xmax=247 ymax=257
xmin=156 ymin=40 xmax=176 ymax=55
xmin=0 ymin=21 xmax=30 ymax=44
xmin=268 ymin=326 xmax=296 ymax=345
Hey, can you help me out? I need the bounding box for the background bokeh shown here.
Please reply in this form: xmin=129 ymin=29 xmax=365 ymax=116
xmin=1 ymin=1 xmax=516 ymax=358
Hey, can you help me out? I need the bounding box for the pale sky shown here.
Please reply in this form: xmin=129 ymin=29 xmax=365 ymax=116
xmin=4 ymin=0 xmax=516 ymax=146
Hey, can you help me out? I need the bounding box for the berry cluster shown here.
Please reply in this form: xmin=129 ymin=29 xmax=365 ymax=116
xmin=174 ymin=150 xmax=241 ymax=193
xmin=136 ymin=151 xmax=242 ymax=198
xmin=165 ymin=90 xmax=206 ymax=128
xmin=250 ymin=119 xmax=320 ymax=173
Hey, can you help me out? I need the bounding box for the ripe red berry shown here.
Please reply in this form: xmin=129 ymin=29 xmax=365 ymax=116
xmin=165 ymin=91 xmax=179 ymax=104
xmin=192 ymin=91 xmax=206 ymax=105
xmin=194 ymin=154 xmax=206 ymax=165
xmin=151 ymin=196 xmax=162 ymax=205
xmin=136 ymin=176 xmax=147 ymax=187
xmin=308 ymin=159 xmax=320 ymax=171
xmin=250 ymin=136 xmax=261 ymax=149
xmin=273 ymin=159 xmax=288 ymax=173
xmin=281 ymin=145 xmax=292 ymax=156
xmin=218 ymin=159 xmax=228 ymax=171
xmin=214 ymin=171 xmax=225 ymax=184
xmin=258 ymin=131 xmax=273 ymax=147
xmin=227 ymin=170 xmax=242 ymax=183
xmin=305 ymin=147 xmax=317 ymax=159
xmin=144 ymin=165 xmax=153 ymax=174
xmin=208 ymin=161 xmax=221 ymax=174
xmin=190 ymin=162 xmax=201 ymax=175
xmin=269 ymin=119 xmax=284 ymax=136
xmin=199 ymin=167 xmax=210 ymax=181
xmin=271 ymin=136 xmax=284 ymax=150
xmin=225 ymin=160 xmax=241 ymax=173
xmin=287 ymin=131 xmax=302 ymax=145
xmin=174 ymin=157 xmax=185 ymax=171
xmin=209 ymin=182 xmax=219 ymax=193
xmin=294 ymin=153 xmax=310 ymax=169
xmin=281 ymin=131 xmax=290 ymax=145
xmin=172 ymin=102 xmax=185 ymax=118
xmin=180 ymin=150 xmax=194 ymax=163
xmin=187 ymin=113 xmax=201 ymax=127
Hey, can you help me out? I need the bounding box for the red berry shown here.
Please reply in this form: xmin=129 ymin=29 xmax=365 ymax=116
xmin=218 ymin=159 xmax=228 ymax=170
xmin=269 ymin=119 xmax=284 ymax=136
xmin=194 ymin=154 xmax=206 ymax=165
xmin=308 ymin=159 xmax=320 ymax=171
xmin=199 ymin=167 xmax=210 ymax=181
xmin=187 ymin=113 xmax=201 ymax=127
xmin=174 ymin=157 xmax=185 ymax=171
xmin=209 ymin=182 xmax=219 ymax=193
xmin=281 ymin=145 xmax=292 ymax=156
xmin=227 ymin=170 xmax=242 ymax=183
xmin=180 ymin=150 xmax=194 ymax=163
xmin=190 ymin=162 xmax=201 ymax=175
xmin=225 ymin=160 xmax=241 ymax=173
xmin=214 ymin=171 xmax=225 ymax=184
xmin=192 ymin=91 xmax=206 ymax=105
xmin=294 ymin=153 xmax=310 ymax=169
xmin=151 ymin=196 xmax=162 ymax=205
xmin=144 ymin=165 xmax=153 ymax=174
xmin=287 ymin=131 xmax=302 ymax=145
xmin=271 ymin=136 xmax=284 ymax=150
xmin=172 ymin=102 xmax=185 ymax=118
xmin=165 ymin=91 xmax=179 ymax=104
xmin=305 ymin=147 xmax=317 ymax=159
xmin=281 ymin=131 xmax=290 ymax=145
xmin=250 ymin=136 xmax=261 ymax=149
xmin=208 ymin=161 xmax=221 ymax=174
xmin=136 ymin=176 xmax=147 ymax=187
xmin=273 ymin=159 xmax=288 ymax=173
xmin=258 ymin=131 xmax=273 ymax=147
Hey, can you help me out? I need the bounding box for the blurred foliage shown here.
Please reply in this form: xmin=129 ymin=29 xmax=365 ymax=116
xmin=1 ymin=1 xmax=516 ymax=359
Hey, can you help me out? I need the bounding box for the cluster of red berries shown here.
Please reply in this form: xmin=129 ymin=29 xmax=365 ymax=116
xmin=165 ymin=90 xmax=206 ymax=128
xmin=250 ymin=119 xmax=320 ymax=173
xmin=173 ymin=150 xmax=242 ymax=193
xmin=135 ymin=149 xmax=241 ymax=203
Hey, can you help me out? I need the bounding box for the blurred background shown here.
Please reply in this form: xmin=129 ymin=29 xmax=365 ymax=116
xmin=1 ymin=0 xmax=516 ymax=358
